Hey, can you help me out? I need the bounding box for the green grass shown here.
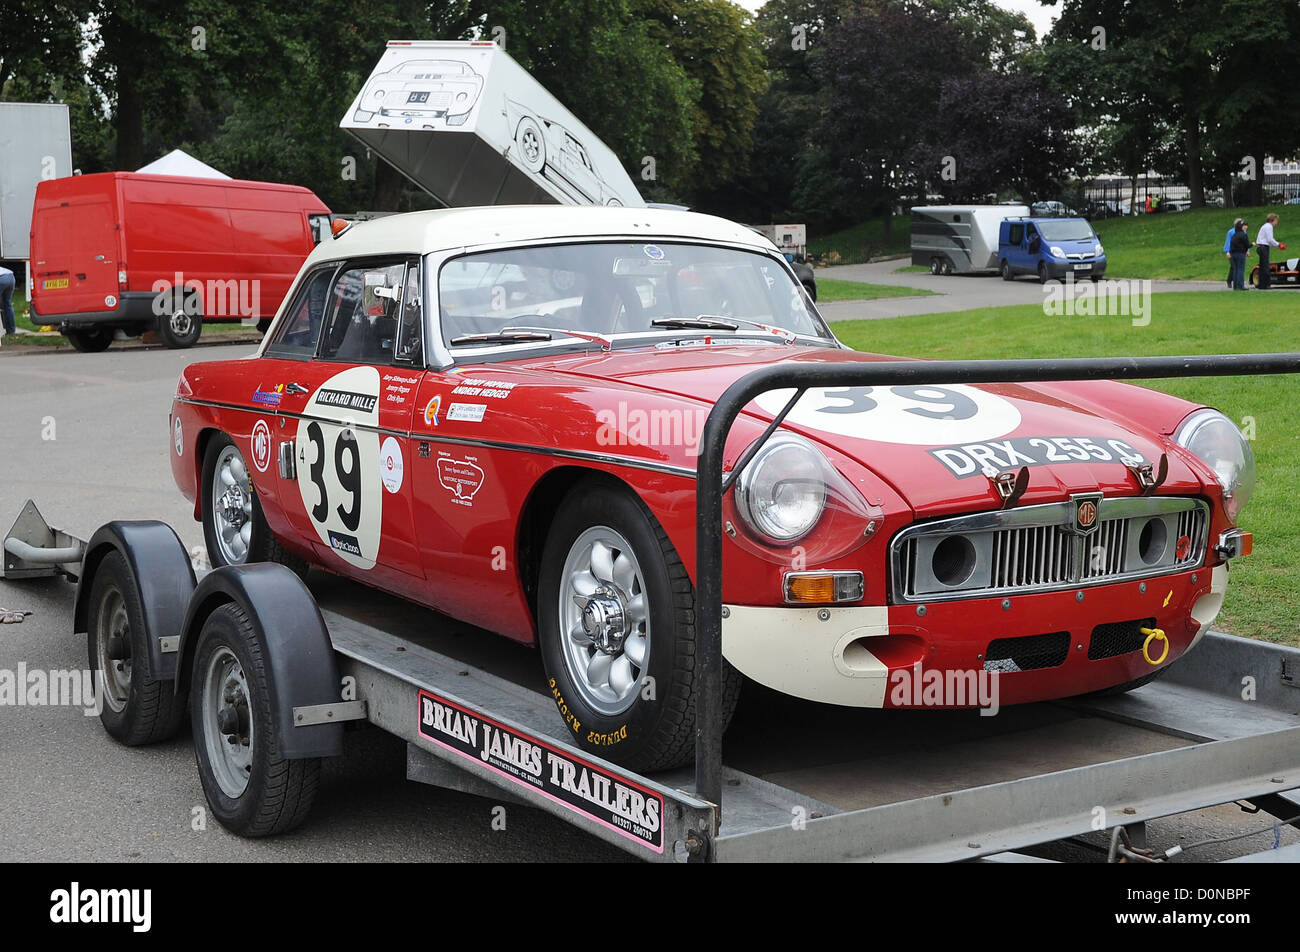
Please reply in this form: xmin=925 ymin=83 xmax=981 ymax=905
xmin=834 ymin=291 xmax=1300 ymax=645
xmin=810 ymin=217 xmax=912 ymax=264
xmin=815 ymin=277 xmax=936 ymax=303
xmin=1062 ymin=205 xmax=1288 ymax=281
xmin=893 ymin=264 xmax=930 ymax=273
xmin=5 ymin=289 xmax=260 ymax=348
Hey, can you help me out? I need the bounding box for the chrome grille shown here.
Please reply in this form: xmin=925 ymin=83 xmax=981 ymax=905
xmin=892 ymin=497 xmax=1209 ymax=604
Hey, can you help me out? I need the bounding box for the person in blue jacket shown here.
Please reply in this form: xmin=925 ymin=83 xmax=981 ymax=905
xmin=1224 ymin=218 xmax=1243 ymax=287
xmin=0 ymin=264 xmax=16 ymax=342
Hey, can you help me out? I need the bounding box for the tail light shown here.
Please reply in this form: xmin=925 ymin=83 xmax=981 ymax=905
xmin=118 ymin=267 xmax=128 ymax=289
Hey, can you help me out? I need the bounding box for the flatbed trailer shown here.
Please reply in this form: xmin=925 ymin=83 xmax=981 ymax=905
xmin=6 ymin=353 xmax=1300 ymax=863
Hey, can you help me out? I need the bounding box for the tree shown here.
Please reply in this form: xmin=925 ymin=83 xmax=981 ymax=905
xmin=0 ymin=0 xmax=91 ymax=98
xmin=813 ymin=2 xmax=984 ymax=238
xmin=920 ymin=70 xmax=1079 ymax=203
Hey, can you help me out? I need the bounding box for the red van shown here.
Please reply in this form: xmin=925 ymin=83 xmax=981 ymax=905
xmin=29 ymin=172 xmax=331 ymax=351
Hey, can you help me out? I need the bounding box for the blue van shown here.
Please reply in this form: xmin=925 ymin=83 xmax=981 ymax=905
xmin=998 ymin=217 xmax=1106 ymax=282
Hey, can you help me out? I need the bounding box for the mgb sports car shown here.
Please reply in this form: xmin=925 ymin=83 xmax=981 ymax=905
xmin=170 ymin=205 xmax=1255 ymax=772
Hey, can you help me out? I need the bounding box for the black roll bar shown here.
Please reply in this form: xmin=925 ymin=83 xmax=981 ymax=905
xmin=693 ymin=352 xmax=1300 ymax=822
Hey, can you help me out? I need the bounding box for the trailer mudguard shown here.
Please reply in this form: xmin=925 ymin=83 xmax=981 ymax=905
xmin=74 ymin=521 xmax=197 ymax=682
xmin=178 ymin=564 xmax=344 ymax=759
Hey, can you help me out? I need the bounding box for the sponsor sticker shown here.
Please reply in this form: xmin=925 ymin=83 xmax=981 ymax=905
xmin=643 ymin=244 xmax=665 ymax=261
xmin=930 ymin=436 xmax=1149 ymax=479
xmin=316 ymin=388 xmax=377 ymax=414
xmin=380 ymin=436 xmax=404 ymax=493
xmin=447 ymin=402 xmax=487 ymax=423
xmin=417 ymin=690 xmax=664 ymax=852
xmin=436 ymin=454 xmax=484 ymax=506
xmin=450 ymin=377 xmax=516 ymax=400
xmin=424 ymin=395 xmax=441 ymax=427
xmin=251 ymin=420 xmax=272 ymax=473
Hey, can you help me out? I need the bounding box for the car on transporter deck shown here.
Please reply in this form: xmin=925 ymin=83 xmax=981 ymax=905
xmin=168 ymin=205 xmax=1256 ymax=773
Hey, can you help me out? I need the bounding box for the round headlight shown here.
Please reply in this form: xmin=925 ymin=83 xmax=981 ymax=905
xmin=1176 ymin=409 xmax=1255 ymax=521
xmin=734 ymin=434 xmax=827 ymax=543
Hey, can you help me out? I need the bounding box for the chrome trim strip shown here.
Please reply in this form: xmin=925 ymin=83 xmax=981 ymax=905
xmin=173 ymin=397 xmax=696 ymax=479
xmin=889 ymin=496 xmax=1209 ymax=604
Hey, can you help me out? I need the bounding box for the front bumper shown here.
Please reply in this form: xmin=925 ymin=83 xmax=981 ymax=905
xmin=722 ymin=564 xmax=1227 ymax=709
xmin=1044 ymin=257 xmax=1107 ymax=279
xmin=31 ymin=291 xmax=159 ymax=330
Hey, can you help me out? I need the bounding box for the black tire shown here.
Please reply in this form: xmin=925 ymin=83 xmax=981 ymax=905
xmin=201 ymin=433 xmax=309 ymax=579
xmin=1038 ymin=263 xmax=1050 ymax=284
xmin=940 ymin=257 xmax=953 ymax=275
xmin=86 ymin=550 xmax=187 ymax=745
xmin=66 ymin=328 xmax=113 ymax=352
xmin=1249 ymin=267 xmax=1259 ymax=288
xmin=158 ymin=307 xmax=202 ymax=348
xmin=537 ymin=482 xmax=742 ymax=772
xmin=1000 ymin=260 xmax=1014 ymax=281
xmin=190 ymin=602 xmax=320 ymax=836
xmin=929 ymin=257 xmax=940 ymax=275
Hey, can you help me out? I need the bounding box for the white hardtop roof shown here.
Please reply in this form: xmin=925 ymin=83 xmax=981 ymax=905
xmin=306 ymin=205 xmax=771 ymax=265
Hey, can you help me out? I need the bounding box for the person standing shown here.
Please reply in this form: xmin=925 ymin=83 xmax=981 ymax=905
xmin=1255 ymin=214 xmax=1284 ymax=289
xmin=0 ymin=264 xmax=16 ymax=340
xmin=1229 ymin=220 xmax=1251 ymax=290
xmin=1224 ymin=218 xmax=1243 ymax=287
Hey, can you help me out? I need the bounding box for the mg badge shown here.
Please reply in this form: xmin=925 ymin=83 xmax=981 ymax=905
xmin=1070 ymin=492 xmax=1103 ymax=536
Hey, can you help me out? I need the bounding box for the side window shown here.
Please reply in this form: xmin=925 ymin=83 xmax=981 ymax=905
xmin=319 ymin=262 xmax=407 ymax=364
xmin=265 ymin=268 xmax=334 ymax=358
xmin=1008 ymin=224 xmax=1024 ymax=245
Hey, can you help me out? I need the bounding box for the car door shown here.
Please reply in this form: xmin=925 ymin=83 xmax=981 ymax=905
xmin=1021 ymin=223 xmax=1041 ymax=271
xmin=267 ymin=257 xmax=427 ymax=585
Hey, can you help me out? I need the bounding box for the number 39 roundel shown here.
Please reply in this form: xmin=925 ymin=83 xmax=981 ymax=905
xmin=297 ymin=366 xmax=383 ymax=570
xmin=754 ymin=384 xmax=1021 ymax=446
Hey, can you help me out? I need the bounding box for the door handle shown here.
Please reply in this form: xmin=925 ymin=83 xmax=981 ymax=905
xmin=285 ymin=382 xmax=309 ymax=396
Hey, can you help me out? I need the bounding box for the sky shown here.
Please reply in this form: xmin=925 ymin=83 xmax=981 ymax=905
xmin=729 ymin=1 xmax=1065 ymax=40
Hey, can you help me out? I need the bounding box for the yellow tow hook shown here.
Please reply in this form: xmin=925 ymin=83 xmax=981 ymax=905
xmin=1140 ymin=627 xmax=1168 ymax=666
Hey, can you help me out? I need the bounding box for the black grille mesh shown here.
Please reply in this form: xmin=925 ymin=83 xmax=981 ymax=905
xmin=1088 ymin=617 xmax=1157 ymax=660
xmin=984 ymin=631 xmax=1070 ymax=673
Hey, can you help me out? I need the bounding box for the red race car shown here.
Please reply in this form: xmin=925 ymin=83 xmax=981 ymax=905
xmin=170 ymin=206 xmax=1255 ymax=771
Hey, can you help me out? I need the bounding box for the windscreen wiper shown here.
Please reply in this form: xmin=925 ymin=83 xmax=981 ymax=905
xmin=449 ymin=330 xmax=553 ymax=346
xmin=653 ymin=315 xmax=798 ymax=342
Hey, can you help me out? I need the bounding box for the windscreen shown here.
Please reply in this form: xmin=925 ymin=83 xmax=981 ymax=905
xmin=438 ymin=242 xmax=828 ymax=347
xmin=1036 ymin=220 xmax=1096 ymax=242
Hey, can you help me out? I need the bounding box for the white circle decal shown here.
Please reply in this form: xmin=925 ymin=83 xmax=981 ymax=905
xmin=380 ymin=436 xmax=404 ymax=494
xmin=251 ymin=420 xmax=272 ymax=472
xmin=174 ymin=418 xmax=184 ymax=457
xmin=754 ymin=384 xmax=1021 ymax=446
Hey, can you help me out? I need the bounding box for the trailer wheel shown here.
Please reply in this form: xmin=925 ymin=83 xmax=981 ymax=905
xmin=159 ymin=307 xmax=202 ymax=349
xmin=191 ymin=602 xmax=320 ymax=836
xmin=1000 ymin=260 xmax=1014 ymax=281
xmin=86 ymin=550 xmax=186 ymax=745
xmin=537 ymin=483 xmax=741 ymax=772
xmin=515 ymin=116 xmax=546 ymax=173
xmin=940 ymin=258 xmax=953 ymax=275
xmin=202 ymin=434 xmax=308 ymax=578
xmin=929 ymin=257 xmax=940 ymax=275
xmin=66 ymin=328 xmax=113 ymax=353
